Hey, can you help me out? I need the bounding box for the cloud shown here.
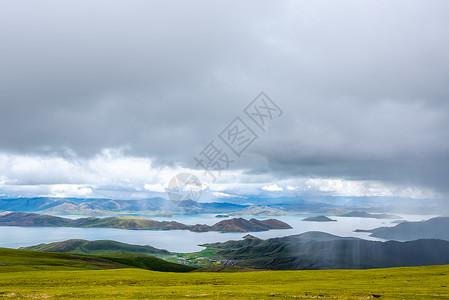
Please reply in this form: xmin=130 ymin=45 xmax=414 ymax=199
xmin=0 ymin=149 xmax=441 ymax=200
xmin=262 ymin=184 xmax=283 ymax=192
xmin=144 ymin=183 xmax=165 ymax=193
xmin=46 ymin=184 xmax=93 ymax=198
xmin=0 ymin=0 xmax=448 ymax=197
xmin=212 ymin=191 xmax=235 ymax=198
xmin=304 ymin=178 xmax=440 ymax=199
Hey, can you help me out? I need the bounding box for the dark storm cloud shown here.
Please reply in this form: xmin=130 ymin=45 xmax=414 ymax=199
xmin=1 ymin=1 xmax=449 ymax=193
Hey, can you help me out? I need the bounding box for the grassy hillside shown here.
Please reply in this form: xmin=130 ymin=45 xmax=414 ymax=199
xmin=0 ymin=247 xmax=195 ymax=273
xmin=0 ymin=264 xmax=448 ymax=299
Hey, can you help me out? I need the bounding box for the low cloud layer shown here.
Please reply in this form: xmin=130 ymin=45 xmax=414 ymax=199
xmin=1 ymin=1 xmax=448 ymax=199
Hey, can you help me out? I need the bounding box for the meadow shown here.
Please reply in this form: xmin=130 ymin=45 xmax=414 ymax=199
xmin=1 ymin=246 xmax=448 ymax=299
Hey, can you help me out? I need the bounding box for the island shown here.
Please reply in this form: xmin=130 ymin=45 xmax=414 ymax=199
xmin=0 ymin=211 xmax=292 ymax=233
xmin=338 ymin=210 xmax=401 ymax=219
xmin=302 ymin=215 xmax=337 ymax=222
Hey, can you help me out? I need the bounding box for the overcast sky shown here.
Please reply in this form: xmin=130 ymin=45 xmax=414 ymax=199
xmin=0 ymin=0 xmax=448 ymax=202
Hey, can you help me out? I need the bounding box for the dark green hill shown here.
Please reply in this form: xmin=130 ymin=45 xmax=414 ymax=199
xmin=22 ymin=239 xmax=170 ymax=255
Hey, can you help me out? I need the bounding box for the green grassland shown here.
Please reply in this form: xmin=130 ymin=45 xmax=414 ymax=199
xmin=0 ymin=265 xmax=448 ymax=299
xmin=1 ymin=247 xmax=448 ymax=299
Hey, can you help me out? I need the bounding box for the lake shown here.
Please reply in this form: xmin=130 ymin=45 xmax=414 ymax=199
xmin=0 ymin=214 xmax=435 ymax=253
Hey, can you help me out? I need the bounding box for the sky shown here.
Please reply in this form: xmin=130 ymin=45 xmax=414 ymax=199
xmin=0 ymin=0 xmax=448 ymax=204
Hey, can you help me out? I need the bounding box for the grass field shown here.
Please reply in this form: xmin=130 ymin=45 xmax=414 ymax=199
xmin=1 ymin=264 xmax=448 ymax=299
xmin=1 ymin=247 xmax=448 ymax=298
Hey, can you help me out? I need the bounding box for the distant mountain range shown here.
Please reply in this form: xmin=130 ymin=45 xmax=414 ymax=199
xmin=201 ymin=231 xmax=449 ymax=270
xmin=0 ymin=212 xmax=292 ymax=232
xmin=355 ymin=217 xmax=449 ymax=241
xmin=0 ymin=197 xmax=244 ymax=215
xmin=0 ymin=197 xmax=338 ymax=216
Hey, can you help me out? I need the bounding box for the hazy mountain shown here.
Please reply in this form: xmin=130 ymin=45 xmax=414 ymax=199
xmin=0 ymin=197 xmax=249 ymax=215
xmin=228 ymin=205 xmax=288 ymax=216
xmin=0 ymin=197 xmax=340 ymax=216
xmin=355 ymin=217 xmax=449 ymax=241
xmin=338 ymin=211 xmax=401 ymax=219
xmin=201 ymin=231 xmax=449 ymax=270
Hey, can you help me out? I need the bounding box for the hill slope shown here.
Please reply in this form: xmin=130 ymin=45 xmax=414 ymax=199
xmin=0 ymin=247 xmax=194 ymax=273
